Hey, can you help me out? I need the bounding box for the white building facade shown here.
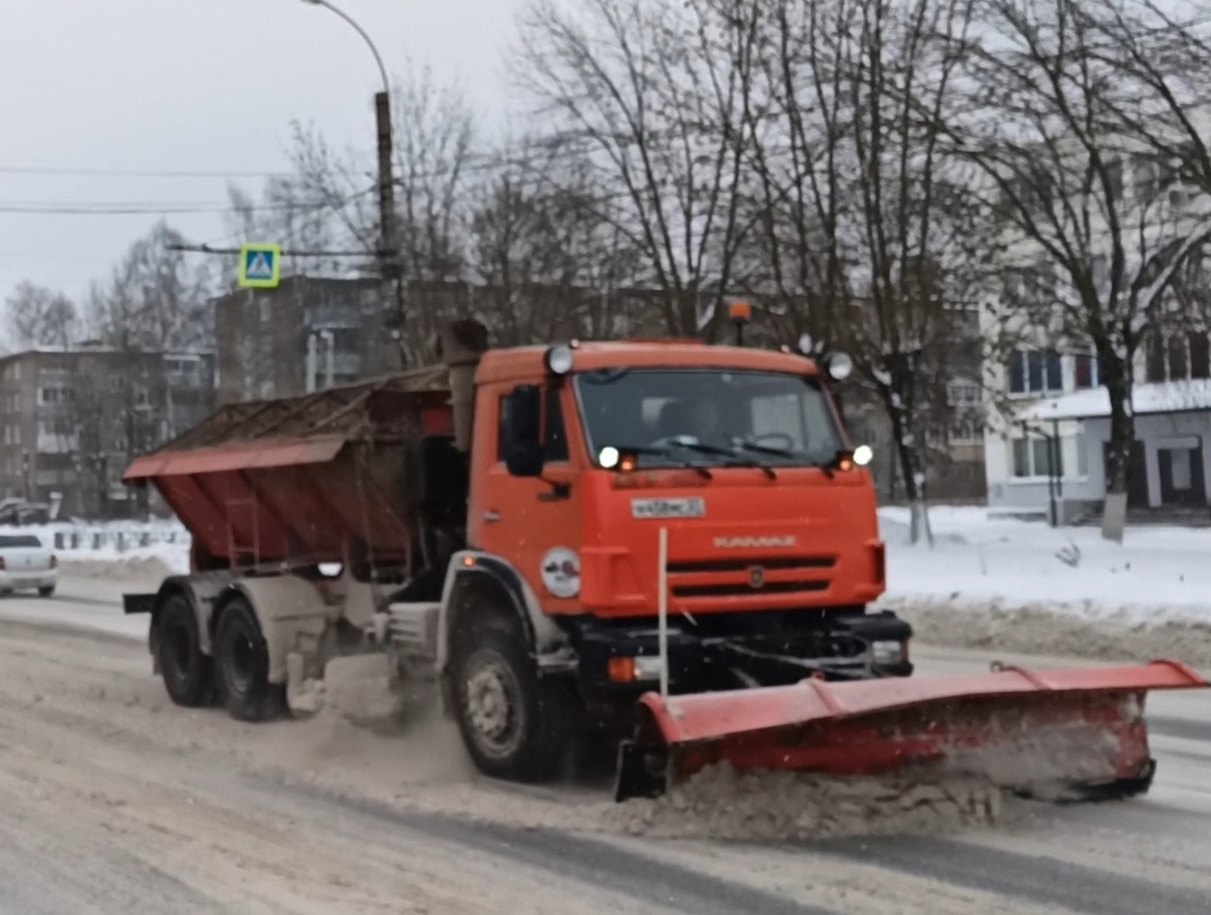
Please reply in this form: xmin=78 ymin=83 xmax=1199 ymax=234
xmin=981 ymin=137 xmax=1211 ymax=522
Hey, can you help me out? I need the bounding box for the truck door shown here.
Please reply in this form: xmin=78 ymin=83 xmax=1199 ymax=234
xmin=470 ymin=384 xmax=583 ymax=612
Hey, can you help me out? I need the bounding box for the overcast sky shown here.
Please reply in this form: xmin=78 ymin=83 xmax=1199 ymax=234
xmin=0 ymin=0 xmax=529 ymax=304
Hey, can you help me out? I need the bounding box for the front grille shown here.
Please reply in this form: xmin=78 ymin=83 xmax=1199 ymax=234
xmin=672 ymin=580 xmax=830 ymax=598
xmin=666 ymin=556 xmax=835 ymax=574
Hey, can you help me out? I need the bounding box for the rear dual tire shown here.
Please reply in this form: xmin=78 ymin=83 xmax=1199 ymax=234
xmin=156 ymin=593 xmax=284 ymax=722
xmin=213 ymin=597 xmax=285 ymax=722
xmin=157 ymin=594 xmax=214 ymax=707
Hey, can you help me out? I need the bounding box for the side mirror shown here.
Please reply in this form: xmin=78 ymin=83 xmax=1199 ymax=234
xmin=502 ymin=384 xmax=544 ymax=478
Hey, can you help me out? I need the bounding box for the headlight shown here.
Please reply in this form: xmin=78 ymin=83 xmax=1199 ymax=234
xmin=826 ymin=352 xmax=854 ymax=381
xmin=872 ymin=640 xmax=905 ymax=665
xmin=544 ymin=344 xmax=575 ymax=375
xmin=540 ymin=547 xmax=580 ymax=598
xmin=598 ymin=446 xmax=621 ymax=469
xmin=852 ymin=444 xmax=873 ymax=467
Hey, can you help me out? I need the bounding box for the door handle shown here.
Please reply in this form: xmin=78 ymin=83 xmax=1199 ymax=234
xmin=483 ymin=510 xmax=502 ymax=523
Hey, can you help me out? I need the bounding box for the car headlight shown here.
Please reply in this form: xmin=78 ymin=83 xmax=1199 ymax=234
xmin=872 ymin=640 xmax=906 ymax=665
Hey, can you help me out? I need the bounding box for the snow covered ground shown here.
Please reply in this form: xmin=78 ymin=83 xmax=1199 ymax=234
xmin=881 ymin=506 xmax=1211 ymax=625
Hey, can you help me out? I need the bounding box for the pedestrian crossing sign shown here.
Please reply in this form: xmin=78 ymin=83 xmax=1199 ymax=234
xmin=238 ymin=243 xmax=282 ymax=289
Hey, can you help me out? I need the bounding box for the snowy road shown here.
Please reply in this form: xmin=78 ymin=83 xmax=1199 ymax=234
xmin=0 ymin=582 xmax=1209 ymax=913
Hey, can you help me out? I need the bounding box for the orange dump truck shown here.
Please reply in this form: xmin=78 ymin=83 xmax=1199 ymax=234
xmin=123 ymin=322 xmax=1207 ymax=800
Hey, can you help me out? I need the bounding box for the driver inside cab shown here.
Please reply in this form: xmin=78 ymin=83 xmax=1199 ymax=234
xmin=656 ymin=397 xmax=729 ymax=447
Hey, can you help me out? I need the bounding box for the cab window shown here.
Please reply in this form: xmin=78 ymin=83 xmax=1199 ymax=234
xmin=497 ymin=387 xmax=568 ymax=461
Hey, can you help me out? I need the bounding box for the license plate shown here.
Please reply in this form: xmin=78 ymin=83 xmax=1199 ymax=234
xmin=631 ymin=497 xmax=706 ymax=520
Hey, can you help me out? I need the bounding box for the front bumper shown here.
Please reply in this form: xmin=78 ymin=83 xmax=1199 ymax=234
xmin=572 ymin=609 xmax=913 ymax=707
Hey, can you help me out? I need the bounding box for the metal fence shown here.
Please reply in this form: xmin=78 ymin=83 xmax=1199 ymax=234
xmin=45 ymin=526 xmax=189 ymax=553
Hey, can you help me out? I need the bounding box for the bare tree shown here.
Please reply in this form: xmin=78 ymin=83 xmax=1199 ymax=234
xmin=945 ymin=0 xmax=1211 ymax=538
xmin=3 ymin=282 xmax=79 ymax=349
xmin=283 ymin=63 xmax=476 ymax=360
xmin=739 ymin=0 xmax=990 ymax=539
xmin=90 ymin=220 xmax=215 ymax=352
xmin=469 ymin=135 xmax=646 ymax=345
xmin=513 ymin=0 xmax=762 ymax=337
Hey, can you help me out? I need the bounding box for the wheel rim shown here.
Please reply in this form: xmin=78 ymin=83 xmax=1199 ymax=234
xmin=462 ymin=653 xmax=524 ymax=759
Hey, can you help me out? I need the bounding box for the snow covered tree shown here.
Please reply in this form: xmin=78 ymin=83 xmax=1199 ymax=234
xmin=945 ymin=0 xmax=1211 ymax=539
xmin=739 ymin=0 xmax=992 ymax=540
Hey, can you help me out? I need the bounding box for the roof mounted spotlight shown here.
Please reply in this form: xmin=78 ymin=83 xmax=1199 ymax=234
xmin=544 ymin=344 xmax=575 ymax=376
xmin=824 ymin=351 xmax=854 ymax=381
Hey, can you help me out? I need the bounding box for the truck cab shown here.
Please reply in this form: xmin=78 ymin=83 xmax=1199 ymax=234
xmin=437 ymin=338 xmax=909 ymax=779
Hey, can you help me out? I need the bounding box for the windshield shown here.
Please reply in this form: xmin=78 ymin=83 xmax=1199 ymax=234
xmin=575 ymin=369 xmax=843 ymax=468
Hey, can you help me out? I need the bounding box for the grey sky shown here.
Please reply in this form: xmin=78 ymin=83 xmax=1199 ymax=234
xmin=0 ymin=0 xmax=527 ymax=305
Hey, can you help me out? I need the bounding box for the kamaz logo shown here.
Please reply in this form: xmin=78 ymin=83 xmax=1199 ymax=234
xmin=714 ymin=536 xmax=797 ymax=549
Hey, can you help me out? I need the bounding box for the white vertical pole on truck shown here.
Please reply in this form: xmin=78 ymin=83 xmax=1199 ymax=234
xmin=658 ymin=525 xmax=669 ymax=700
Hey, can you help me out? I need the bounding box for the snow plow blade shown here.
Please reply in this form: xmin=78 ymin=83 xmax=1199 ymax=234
xmin=614 ymin=660 xmax=1209 ymax=802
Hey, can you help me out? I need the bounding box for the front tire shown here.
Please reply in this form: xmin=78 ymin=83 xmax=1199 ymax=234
xmin=156 ymin=594 xmax=213 ymax=707
xmin=451 ymin=624 xmax=574 ymax=782
xmin=213 ymin=597 xmax=285 ymax=722
xmin=37 ymin=585 xmax=54 ymax=598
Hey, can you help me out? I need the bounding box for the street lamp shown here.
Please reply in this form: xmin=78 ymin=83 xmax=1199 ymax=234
xmin=301 ymin=0 xmax=403 ymax=349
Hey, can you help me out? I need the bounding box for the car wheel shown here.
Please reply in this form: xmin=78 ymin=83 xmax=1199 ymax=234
xmin=213 ymin=596 xmax=285 ymax=722
xmin=451 ymin=622 xmax=575 ymax=782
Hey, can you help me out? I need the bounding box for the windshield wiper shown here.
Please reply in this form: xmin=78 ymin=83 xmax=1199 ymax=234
xmin=608 ymin=443 xmax=713 ymax=479
xmin=663 ymin=439 xmax=778 ymax=480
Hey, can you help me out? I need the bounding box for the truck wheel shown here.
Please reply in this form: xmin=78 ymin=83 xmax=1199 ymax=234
xmin=37 ymin=585 xmax=55 ymax=598
xmin=452 ymin=624 xmax=573 ymax=782
xmin=214 ymin=597 xmax=285 ymax=722
xmin=156 ymin=594 xmax=213 ymax=707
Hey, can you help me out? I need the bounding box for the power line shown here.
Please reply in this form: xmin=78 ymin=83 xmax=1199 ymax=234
xmin=0 ymin=166 xmax=293 ymax=179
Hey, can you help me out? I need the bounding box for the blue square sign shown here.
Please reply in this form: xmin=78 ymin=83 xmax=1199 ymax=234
xmin=238 ymin=243 xmax=282 ymax=289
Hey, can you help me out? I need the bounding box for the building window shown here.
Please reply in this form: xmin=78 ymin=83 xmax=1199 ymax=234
xmin=1011 ymin=436 xmax=1064 ymax=478
xmin=947 ymin=380 xmax=982 ymax=407
xmin=1147 ymin=331 xmax=1211 ymax=382
xmin=1191 ymin=332 xmax=1210 ymax=380
xmin=950 ymin=416 xmax=983 ymax=445
xmin=1008 ymin=350 xmax=1062 ymax=395
xmin=1074 ymin=351 xmax=1100 ymax=389
xmin=39 ymin=387 xmax=72 ymax=405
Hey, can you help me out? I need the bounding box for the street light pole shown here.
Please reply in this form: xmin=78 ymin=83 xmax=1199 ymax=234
xmin=301 ymin=0 xmax=403 ymax=360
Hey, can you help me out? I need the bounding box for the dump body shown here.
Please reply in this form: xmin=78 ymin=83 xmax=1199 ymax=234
xmin=124 ymin=366 xmax=454 ymax=574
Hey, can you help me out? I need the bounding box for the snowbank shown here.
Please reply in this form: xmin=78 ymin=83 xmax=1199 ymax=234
xmin=880 ymin=506 xmax=1211 ymax=664
xmin=881 ymin=506 xmax=1211 ymax=623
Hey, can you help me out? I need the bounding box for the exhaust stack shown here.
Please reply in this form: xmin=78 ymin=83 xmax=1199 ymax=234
xmin=438 ymin=320 xmax=490 ymax=452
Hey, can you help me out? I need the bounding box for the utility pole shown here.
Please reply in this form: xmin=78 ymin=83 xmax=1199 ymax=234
xmin=302 ymin=1 xmax=404 ymax=364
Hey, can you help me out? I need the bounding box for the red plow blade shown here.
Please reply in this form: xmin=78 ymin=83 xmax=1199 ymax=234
xmin=614 ymin=661 xmax=1209 ymax=802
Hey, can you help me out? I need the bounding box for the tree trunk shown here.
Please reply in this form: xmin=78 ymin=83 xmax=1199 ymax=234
xmin=886 ymin=398 xmax=933 ymax=547
xmin=1099 ymin=346 xmax=1135 ymax=543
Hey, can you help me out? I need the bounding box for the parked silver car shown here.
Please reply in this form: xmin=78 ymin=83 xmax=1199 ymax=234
xmin=0 ymin=534 xmax=57 ymax=597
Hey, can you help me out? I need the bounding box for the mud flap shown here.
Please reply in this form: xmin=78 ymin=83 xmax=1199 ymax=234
xmin=614 ymin=661 xmax=1208 ymax=803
